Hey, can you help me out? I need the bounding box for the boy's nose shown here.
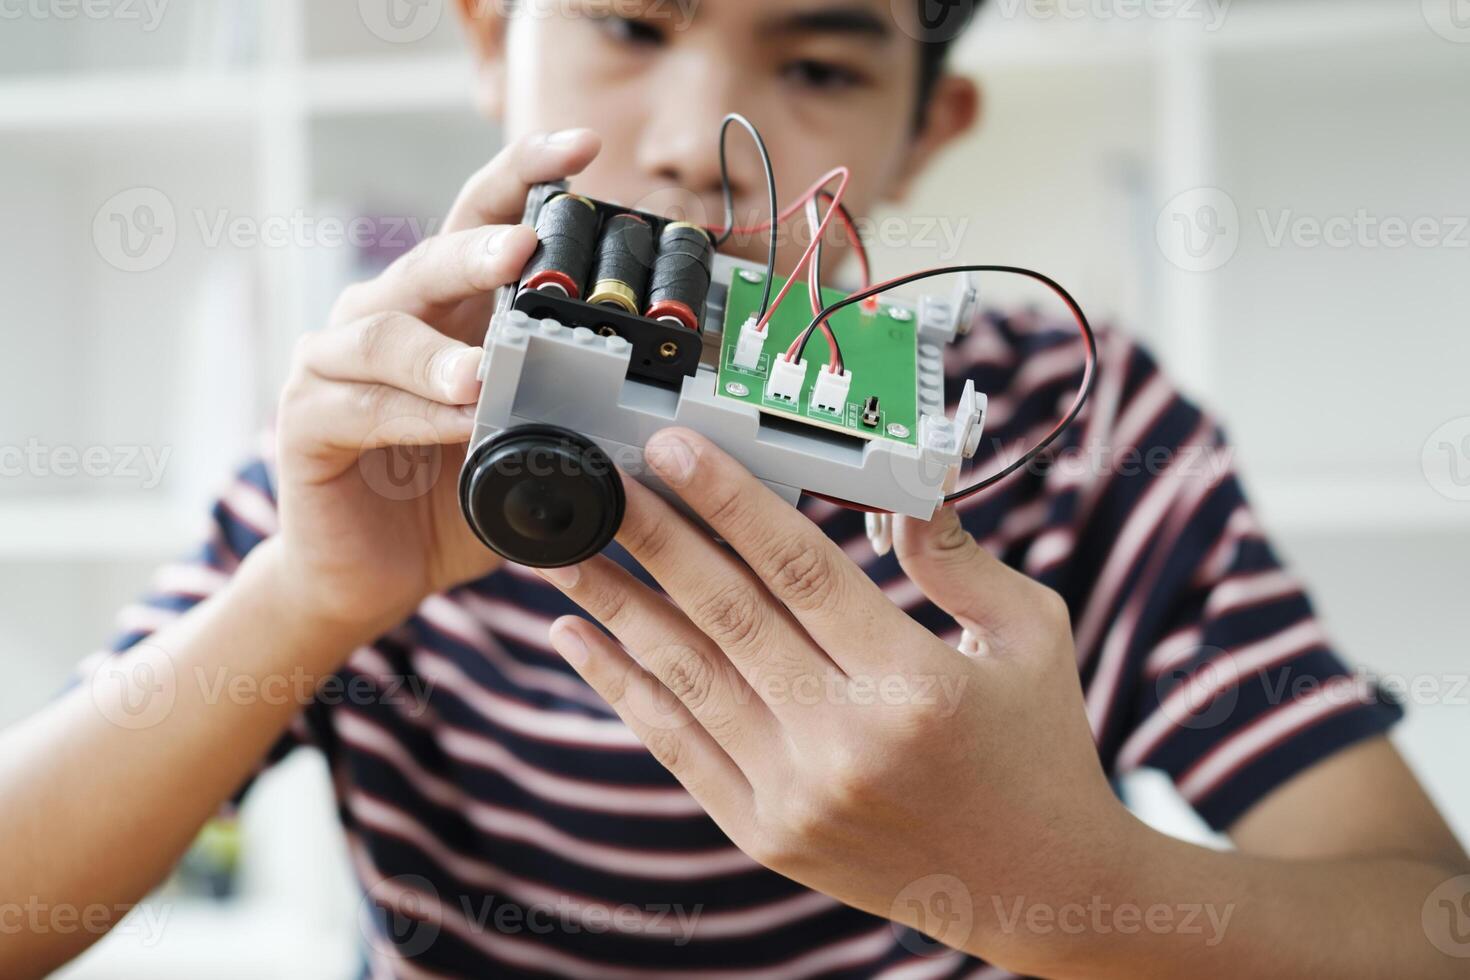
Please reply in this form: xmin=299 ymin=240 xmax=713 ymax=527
xmin=634 ymin=60 xmax=755 ymax=209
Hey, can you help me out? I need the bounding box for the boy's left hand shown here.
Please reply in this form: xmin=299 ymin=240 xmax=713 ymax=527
xmin=535 ymin=427 xmax=1141 ymax=968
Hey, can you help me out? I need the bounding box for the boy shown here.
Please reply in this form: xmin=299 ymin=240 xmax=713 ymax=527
xmin=3 ymin=0 xmax=1466 ymax=976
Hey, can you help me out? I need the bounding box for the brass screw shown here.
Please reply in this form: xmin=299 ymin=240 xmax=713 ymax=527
xmin=658 ymin=341 xmax=679 ymax=360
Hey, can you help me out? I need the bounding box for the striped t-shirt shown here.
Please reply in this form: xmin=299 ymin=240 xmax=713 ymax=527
xmin=96 ymin=311 xmax=1400 ymax=979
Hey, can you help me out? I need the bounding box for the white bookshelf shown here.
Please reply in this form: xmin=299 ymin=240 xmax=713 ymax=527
xmin=0 ymin=4 xmax=1462 ymax=546
xmin=0 ymin=1 xmax=1466 ymax=972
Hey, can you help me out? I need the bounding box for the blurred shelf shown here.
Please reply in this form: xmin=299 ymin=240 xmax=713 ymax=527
xmin=0 ymin=69 xmax=261 ymax=131
xmin=304 ymin=55 xmax=476 ymax=115
xmin=0 ymin=499 xmax=196 ymax=562
xmin=1 ymin=5 xmax=1444 ymax=128
xmin=0 ymin=58 xmax=477 ymax=132
xmin=1193 ymin=1 xmax=1438 ymax=51
xmin=300 ymin=2 xmax=463 ymax=64
xmin=960 ymin=1 xmax=1442 ymax=72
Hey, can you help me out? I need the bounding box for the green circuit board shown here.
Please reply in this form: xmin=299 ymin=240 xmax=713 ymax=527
xmin=717 ymin=272 xmax=919 ymax=446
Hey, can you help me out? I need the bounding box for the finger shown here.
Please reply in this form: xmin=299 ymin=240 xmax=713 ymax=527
xmin=300 ymin=312 xmax=484 ymax=406
xmin=443 ymin=129 xmax=602 ymax=234
xmin=548 ymin=617 xmax=753 ymax=823
xmin=893 ymin=505 xmax=1070 ymax=649
xmin=297 ymin=381 xmax=476 ymax=454
xmin=642 ymin=428 xmax=917 ymax=671
xmin=332 ymin=224 xmax=538 ymax=324
xmin=536 ymin=555 xmax=781 ymax=764
xmin=613 ymin=474 xmax=846 ymax=704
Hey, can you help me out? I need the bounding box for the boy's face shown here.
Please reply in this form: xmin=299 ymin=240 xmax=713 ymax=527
xmin=457 ymin=0 xmax=977 ymax=269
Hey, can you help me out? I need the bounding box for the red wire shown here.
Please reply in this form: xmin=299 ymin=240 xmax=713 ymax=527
xmin=803 ymin=267 xmax=1097 ymax=514
xmin=803 ymin=197 xmax=841 ymax=372
xmin=805 ymin=191 xmax=870 ymax=376
xmin=695 ymin=125 xmax=1087 ymax=519
xmin=805 ymin=491 xmax=887 ymax=513
xmin=702 ymin=168 xmax=873 ymax=374
xmin=713 ymin=168 xmax=849 ymax=236
xmin=701 ymin=166 xmax=866 ymax=353
xmin=716 ymin=177 xmax=870 ymax=294
xmin=816 ymin=189 xmax=871 ymax=291
xmin=768 ymin=169 xmax=849 ymax=353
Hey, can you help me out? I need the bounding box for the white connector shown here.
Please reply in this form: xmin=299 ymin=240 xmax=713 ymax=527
xmin=732 ymin=315 xmax=766 ymax=370
xmin=810 ymin=363 xmax=852 ymax=415
xmin=952 ymin=271 xmax=980 ymax=336
xmin=765 ymin=354 xmax=809 ymax=404
xmin=955 ymin=379 xmax=987 ymax=458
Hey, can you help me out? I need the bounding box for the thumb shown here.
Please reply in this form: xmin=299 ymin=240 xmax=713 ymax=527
xmin=893 ymin=505 xmax=1036 ymax=633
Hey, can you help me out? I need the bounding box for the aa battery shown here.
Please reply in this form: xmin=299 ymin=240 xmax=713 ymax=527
xmin=587 ymin=213 xmax=656 ymax=315
xmin=644 ymin=222 xmax=715 ymax=332
xmin=523 ymin=192 xmax=599 ymax=299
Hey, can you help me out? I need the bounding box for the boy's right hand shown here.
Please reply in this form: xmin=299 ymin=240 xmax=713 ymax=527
xmin=269 ymin=129 xmax=602 ymax=640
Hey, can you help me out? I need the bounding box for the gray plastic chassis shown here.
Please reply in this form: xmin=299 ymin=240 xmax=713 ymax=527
xmin=469 ymin=250 xmax=986 ymax=525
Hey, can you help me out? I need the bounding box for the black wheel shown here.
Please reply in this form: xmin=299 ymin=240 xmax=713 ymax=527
xmin=459 ymin=424 xmax=625 ymax=568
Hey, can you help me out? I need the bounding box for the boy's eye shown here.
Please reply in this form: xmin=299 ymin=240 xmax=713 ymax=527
xmin=781 ymin=59 xmax=865 ymax=92
xmin=590 ymin=14 xmax=666 ymax=47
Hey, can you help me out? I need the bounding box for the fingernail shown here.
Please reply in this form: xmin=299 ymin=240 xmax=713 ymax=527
xmin=646 ymin=430 xmax=697 ymax=486
xmin=541 ymin=128 xmax=589 ymax=147
xmin=537 ymin=564 xmax=581 ymax=589
xmin=441 ymin=347 xmax=483 ymax=399
xmin=549 ymin=620 xmax=590 ymax=666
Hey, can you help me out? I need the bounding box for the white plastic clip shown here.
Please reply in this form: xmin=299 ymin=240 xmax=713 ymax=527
xmin=765 ymin=354 xmax=809 ymax=404
xmin=810 ymin=363 xmax=853 ymax=415
xmin=732 ymin=316 xmax=766 ymax=370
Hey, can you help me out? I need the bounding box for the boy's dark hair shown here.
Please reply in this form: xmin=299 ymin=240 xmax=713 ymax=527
xmin=914 ymin=0 xmax=982 ymax=124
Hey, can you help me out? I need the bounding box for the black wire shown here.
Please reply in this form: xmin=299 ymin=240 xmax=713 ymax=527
xmin=816 ymin=189 xmax=869 ymax=283
xmin=798 ymin=194 xmax=845 ymax=370
xmin=791 ymin=191 xmax=862 ymax=364
xmin=808 ymin=199 xmax=825 ymax=299
xmin=714 ymin=113 xmax=778 ymax=318
xmin=801 ymin=265 xmax=1098 ymax=503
